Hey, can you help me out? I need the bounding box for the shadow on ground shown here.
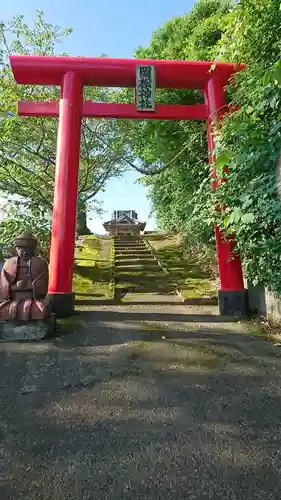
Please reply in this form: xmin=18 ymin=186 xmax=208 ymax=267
xmin=1 ymin=303 xmax=281 ymax=499
xmin=74 ymin=308 xmax=238 ymax=323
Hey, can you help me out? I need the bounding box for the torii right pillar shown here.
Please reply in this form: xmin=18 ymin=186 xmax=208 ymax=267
xmin=205 ymin=74 xmax=248 ymax=317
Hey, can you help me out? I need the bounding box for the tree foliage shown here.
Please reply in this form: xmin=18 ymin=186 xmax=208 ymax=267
xmin=213 ymin=0 xmax=281 ymax=291
xmin=122 ymin=0 xmax=281 ymax=293
xmin=0 ymin=10 xmax=126 ymax=242
xmin=119 ymin=0 xmax=234 ymax=255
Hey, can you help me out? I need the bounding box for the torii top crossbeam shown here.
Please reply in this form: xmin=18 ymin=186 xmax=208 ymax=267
xmin=10 ymin=55 xmax=243 ymax=89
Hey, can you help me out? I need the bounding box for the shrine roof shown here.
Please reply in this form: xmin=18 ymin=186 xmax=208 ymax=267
xmin=103 ymin=214 xmax=145 ymax=226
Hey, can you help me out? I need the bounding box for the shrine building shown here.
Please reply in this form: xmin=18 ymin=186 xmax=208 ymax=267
xmin=103 ymin=210 xmax=146 ymax=236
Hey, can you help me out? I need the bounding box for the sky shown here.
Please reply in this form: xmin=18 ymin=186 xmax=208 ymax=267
xmin=1 ymin=0 xmax=195 ymax=233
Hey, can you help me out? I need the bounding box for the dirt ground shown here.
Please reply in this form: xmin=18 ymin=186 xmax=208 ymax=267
xmin=1 ymin=303 xmax=281 ymax=499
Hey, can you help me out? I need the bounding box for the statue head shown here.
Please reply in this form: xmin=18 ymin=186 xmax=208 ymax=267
xmin=14 ymin=231 xmax=38 ymax=261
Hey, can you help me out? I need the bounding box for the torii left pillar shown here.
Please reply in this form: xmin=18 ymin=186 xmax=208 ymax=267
xmin=47 ymin=71 xmax=82 ymax=317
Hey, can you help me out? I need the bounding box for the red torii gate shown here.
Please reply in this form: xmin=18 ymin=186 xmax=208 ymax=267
xmin=9 ymin=55 xmax=248 ymax=317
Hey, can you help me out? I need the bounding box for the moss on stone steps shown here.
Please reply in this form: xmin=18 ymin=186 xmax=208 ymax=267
xmin=73 ymin=235 xmax=114 ymax=303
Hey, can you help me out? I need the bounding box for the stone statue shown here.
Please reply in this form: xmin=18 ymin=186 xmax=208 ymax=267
xmin=0 ymin=231 xmax=49 ymax=321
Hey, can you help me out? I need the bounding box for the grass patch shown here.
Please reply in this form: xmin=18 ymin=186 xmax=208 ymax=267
xmin=139 ymin=321 xmax=168 ymax=331
xmin=56 ymin=315 xmax=85 ymax=335
xmin=145 ymin=232 xmax=217 ymax=300
xmin=73 ymin=235 xmax=114 ymax=302
xmin=75 ymin=236 xmax=99 ymax=267
xmin=244 ymin=318 xmax=281 ymax=344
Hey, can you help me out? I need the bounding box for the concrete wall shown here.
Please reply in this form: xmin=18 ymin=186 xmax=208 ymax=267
xmin=247 ymin=281 xmax=281 ymax=324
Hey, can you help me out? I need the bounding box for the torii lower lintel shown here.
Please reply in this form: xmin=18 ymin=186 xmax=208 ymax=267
xmin=17 ymin=101 xmax=208 ymax=121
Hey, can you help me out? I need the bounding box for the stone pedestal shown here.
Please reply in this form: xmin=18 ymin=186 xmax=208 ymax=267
xmin=218 ymin=290 xmax=249 ymax=318
xmin=0 ymin=314 xmax=56 ymax=341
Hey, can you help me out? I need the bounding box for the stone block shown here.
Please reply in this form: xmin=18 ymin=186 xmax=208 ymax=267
xmin=0 ymin=314 xmax=56 ymax=341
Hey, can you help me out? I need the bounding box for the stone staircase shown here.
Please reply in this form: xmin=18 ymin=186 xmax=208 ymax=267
xmin=114 ymin=235 xmax=180 ymax=303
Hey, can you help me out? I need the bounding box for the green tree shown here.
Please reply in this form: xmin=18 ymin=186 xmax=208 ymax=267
xmin=213 ymin=0 xmax=281 ymax=291
xmin=116 ymin=0 xmax=233 ymax=257
xmin=129 ymin=0 xmax=281 ymax=293
xmin=0 ymin=11 xmax=126 ymax=242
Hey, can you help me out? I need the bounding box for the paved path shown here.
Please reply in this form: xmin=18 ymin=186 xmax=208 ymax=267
xmin=1 ymin=304 xmax=281 ymax=499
